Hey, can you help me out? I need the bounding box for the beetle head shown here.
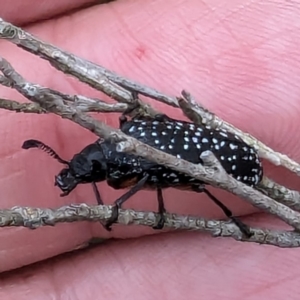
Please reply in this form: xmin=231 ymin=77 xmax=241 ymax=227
xmin=22 ymin=140 xmax=107 ymax=197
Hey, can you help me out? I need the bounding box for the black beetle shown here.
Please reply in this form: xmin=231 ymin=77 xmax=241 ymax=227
xmin=22 ymin=113 xmax=263 ymax=236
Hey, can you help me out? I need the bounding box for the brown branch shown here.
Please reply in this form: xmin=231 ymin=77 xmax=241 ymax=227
xmin=257 ymin=177 xmax=300 ymax=211
xmin=67 ymin=95 xmax=128 ymax=113
xmin=1 ymin=57 xmax=300 ymax=235
xmin=0 ymin=204 xmax=299 ymax=248
xmin=0 ymin=98 xmax=47 ymax=113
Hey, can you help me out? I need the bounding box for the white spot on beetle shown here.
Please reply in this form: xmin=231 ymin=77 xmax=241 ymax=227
xmin=184 ymin=137 xmax=190 ymax=142
xmin=212 ymin=138 xmax=218 ymax=144
xmin=232 ymin=155 xmax=237 ymax=160
xmin=162 ymin=131 xmax=167 ymax=135
xmin=229 ymin=143 xmax=238 ymax=150
xmin=196 ymin=144 xmax=201 ymax=149
xmin=160 ymin=145 xmax=165 ymax=150
xmin=215 ymin=145 xmax=220 ymax=150
xmin=192 ymin=137 xmax=198 ymax=143
xmin=220 ymin=132 xmax=228 ymax=138
xmin=220 ymin=141 xmax=225 ymax=147
xmin=220 ymin=156 xmax=225 ymax=160
xmin=140 ymin=132 xmax=146 ymax=137
xmin=129 ymin=126 xmax=135 ymax=133
xmin=176 ymin=154 xmax=181 ymax=158
xmin=184 ymin=144 xmax=189 ymax=150
xmin=202 ymin=138 xmax=209 ymax=143
xmin=169 ymin=145 xmax=173 ymax=149
xmin=195 ymin=131 xmax=201 ymax=136
xmin=232 ymin=165 xmax=236 ymax=171
xmin=152 ymin=132 xmax=157 ymax=136
xmin=155 ymin=140 xmax=160 ymax=144
xmin=243 ymin=176 xmax=248 ymax=181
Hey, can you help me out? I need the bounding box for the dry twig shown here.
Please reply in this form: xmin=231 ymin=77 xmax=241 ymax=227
xmin=0 ymin=203 xmax=299 ymax=248
xmin=0 ymin=98 xmax=46 ymax=114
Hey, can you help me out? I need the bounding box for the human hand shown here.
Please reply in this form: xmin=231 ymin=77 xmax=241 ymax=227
xmin=0 ymin=1 xmax=299 ymax=299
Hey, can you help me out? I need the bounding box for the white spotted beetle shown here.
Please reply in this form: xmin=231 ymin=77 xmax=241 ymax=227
xmin=22 ymin=112 xmax=263 ymax=236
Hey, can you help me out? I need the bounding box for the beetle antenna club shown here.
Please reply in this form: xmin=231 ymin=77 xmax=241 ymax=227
xmin=22 ymin=139 xmax=69 ymax=165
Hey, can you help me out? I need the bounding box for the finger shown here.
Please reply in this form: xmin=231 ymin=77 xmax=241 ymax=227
xmin=0 ymin=214 xmax=296 ymax=300
xmin=0 ymin=0 xmax=111 ymax=25
xmin=0 ymin=0 xmax=299 ymax=272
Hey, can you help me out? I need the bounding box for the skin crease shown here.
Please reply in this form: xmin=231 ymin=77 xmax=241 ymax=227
xmin=1 ymin=0 xmax=300 ymax=298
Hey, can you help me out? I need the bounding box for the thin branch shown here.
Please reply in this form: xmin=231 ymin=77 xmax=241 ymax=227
xmin=257 ymin=177 xmax=300 ymax=211
xmin=178 ymin=90 xmax=300 ymax=176
xmin=0 ymin=98 xmax=47 ymax=113
xmin=67 ymin=95 xmax=128 ymax=113
xmin=0 ymin=75 xmax=14 ymax=87
xmin=0 ymin=18 xmax=162 ymax=117
xmin=1 ymin=204 xmax=299 ymax=248
xmin=1 ymin=57 xmax=300 ymax=234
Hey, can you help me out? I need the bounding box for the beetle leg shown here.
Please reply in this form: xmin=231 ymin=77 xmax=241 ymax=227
xmin=92 ymin=182 xmax=103 ymax=205
xmin=119 ymin=115 xmax=128 ymax=127
xmin=153 ymin=114 xmax=172 ymax=122
xmin=192 ymin=185 xmax=252 ymax=238
xmin=91 ymin=182 xmax=114 ymax=232
xmin=104 ymin=174 xmax=149 ymax=231
xmin=152 ymin=187 xmax=166 ymax=230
